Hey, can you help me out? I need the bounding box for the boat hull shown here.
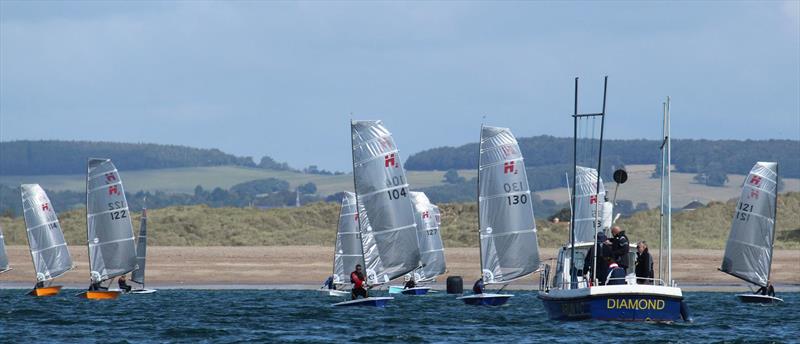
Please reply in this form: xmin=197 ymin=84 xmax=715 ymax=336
xmin=538 ymin=286 xmax=687 ymax=322
xmin=130 ymin=289 xmax=157 ymax=294
xmin=736 ymin=294 xmax=783 ymax=304
xmin=318 ymin=289 xmax=350 ymax=297
xmin=28 ymin=286 xmax=62 ymax=297
xmin=457 ymin=293 xmax=512 ymax=306
xmin=77 ymin=290 xmax=120 ymax=300
xmin=401 ymin=287 xmax=431 ymax=296
xmin=332 ymin=297 xmax=393 ymax=307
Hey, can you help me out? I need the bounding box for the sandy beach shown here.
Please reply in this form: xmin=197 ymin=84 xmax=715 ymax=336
xmin=1 ymin=246 xmax=797 ymax=290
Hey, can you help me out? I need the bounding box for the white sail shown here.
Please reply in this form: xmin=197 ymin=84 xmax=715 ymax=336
xmin=333 ymin=192 xmax=364 ymax=285
xmin=572 ymin=166 xmax=606 ymax=244
xmin=86 ymin=158 xmax=138 ymax=283
xmin=478 ymin=126 xmax=541 ymax=284
xmin=0 ymin=224 xmax=10 ymax=273
xmin=409 ymin=192 xmax=446 ymax=282
xmin=20 ymin=184 xmax=73 ymax=282
xmin=351 ymin=120 xmax=421 ymax=285
xmin=131 ymin=207 xmax=148 ymax=285
xmin=720 ymin=162 xmax=778 ymax=287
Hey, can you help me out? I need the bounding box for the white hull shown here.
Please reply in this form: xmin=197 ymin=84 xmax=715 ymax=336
xmin=318 ymin=289 xmax=350 ymax=297
xmin=736 ymin=293 xmax=783 ymax=303
xmin=129 ymin=289 xmax=157 ymax=294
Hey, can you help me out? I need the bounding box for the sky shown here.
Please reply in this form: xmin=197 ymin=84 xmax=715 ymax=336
xmin=1 ymin=1 xmax=798 ymax=171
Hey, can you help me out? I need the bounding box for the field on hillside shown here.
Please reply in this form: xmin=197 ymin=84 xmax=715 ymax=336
xmin=2 ymin=192 xmax=797 ymax=249
xmin=0 ymin=166 xmax=478 ymax=196
xmin=536 ymin=165 xmax=800 ymax=209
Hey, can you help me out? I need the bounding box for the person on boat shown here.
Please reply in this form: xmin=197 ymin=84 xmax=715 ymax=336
xmin=404 ymin=276 xmax=417 ymax=289
xmin=601 ymin=196 xmax=614 ymax=231
xmin=605 ymin=226 xmax=630 ymax=269
xmin=322 ymin=275 xmax=336 ymax=290
xmin=88 ymin=281 xmax=108 ymax=291
xmin=583 ymin=232 xmax=610 ymax=286
xmin=635 ymin=241 xmax=654 ymax=284
xmin=755 ymin=283 xmax=776 ymax=297
xmin=350 ymin=264 xmax=368 ymax=300
xmin=605 ymin=257 xmax=627 ymax=286
xmin=472 ymin=277 xmax=485 ymax=294
xmin=118 ymin=275 xmax=132 ymax=293
xmin=35 ymin=281 xmax=45 ymax=289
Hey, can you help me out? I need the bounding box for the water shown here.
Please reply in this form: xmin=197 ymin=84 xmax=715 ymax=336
xmin=0 ymin=290 xmax=797 ymax=343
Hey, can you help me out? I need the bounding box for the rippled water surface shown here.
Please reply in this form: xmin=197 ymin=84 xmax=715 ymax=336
xmin=0 ymin=290 xmax=797 ymax=343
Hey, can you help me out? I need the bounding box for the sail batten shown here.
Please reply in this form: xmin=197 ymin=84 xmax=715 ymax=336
xmin=332 ymin=192 xmax=364 ymax=285
xmin=86 ymin=158 xmax=138 ymax=283
xmin=478 ymin=125 xmax=541 ymax=284
xmin=720 ymin=162 xmax=778 ymax=287
xmin=351 ymin=120 xmax=421 ymax=285
xmin=410 ymin=192 xmax=446 ymax=282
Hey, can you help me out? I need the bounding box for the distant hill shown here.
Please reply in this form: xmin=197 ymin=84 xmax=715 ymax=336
xmin=405 ymin=135 xmax=800 ymax=179
xmin=2 ymin=192 xmax=797 ymax=249
xmin=0 ymin=140 xmax=291 ymax=175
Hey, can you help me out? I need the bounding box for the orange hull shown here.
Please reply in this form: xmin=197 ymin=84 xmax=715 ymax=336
xmin=28 ymin=286 xmax=63 ymax=297
xmin=77 ymin=290 xmax=120 ymax=300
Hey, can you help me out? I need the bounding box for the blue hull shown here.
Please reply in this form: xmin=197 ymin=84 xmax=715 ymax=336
xmin=539 ymin=294 xmax=686 ymax=322
xmin=401 ymin=288 xmax=430 ymax=296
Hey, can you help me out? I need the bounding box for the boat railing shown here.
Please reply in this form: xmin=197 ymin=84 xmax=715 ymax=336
xmin=539 ymin=264 xmax=551 ymax=292
xmin=544 ymin=276 xmax=669 ymax=291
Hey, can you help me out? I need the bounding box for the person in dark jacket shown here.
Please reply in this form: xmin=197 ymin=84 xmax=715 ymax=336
xmin=635 ymin=241 xmax=654 ymax=284
xmin=605 ymin=226 xmax=630 ymax=269
xmin=404 ymin=277 xmax=417 ymax=289
xmin=755 ymin=283 xmax=776 ymax=297
xmin=321 ymin=275 xmax=336 ymax=290
xmin=605 ymin=257 xmax=627 ymax=286
xmin=118 ymin=275 xmax=132 ymax=293
xmin=472 ymin=278 xmax=485 ymax=294
xmin=350 ymin=264 xmax=368 ymax=300
xmin=584 ymin=232 xmax=610 ymax=286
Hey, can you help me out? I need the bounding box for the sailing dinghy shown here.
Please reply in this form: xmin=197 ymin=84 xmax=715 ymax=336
xmin=130 ymin=206 xmax=156 ymax=294
xmin=333 ymin=120 xmax=421 ymax=307
xmin=389 ymin=191 xmax=446 ymax=296
xmin=78 ymin=158 xmax=138 ymax=300
xmin=458 ymin=125 xmax=541 ymax=306
xmin=719 ymin=162 xmax=783 ymax=304
xmin=20 ymin=184 xmax=74 ymax=296
xmin=0 ymin=224 xmax=11 ymax=274
xmin=321 ymin=191 xmax=361 ymax=298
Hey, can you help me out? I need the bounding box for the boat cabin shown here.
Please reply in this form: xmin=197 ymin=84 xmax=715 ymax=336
xmin=543 ymin=242 xmax=639 ymax=291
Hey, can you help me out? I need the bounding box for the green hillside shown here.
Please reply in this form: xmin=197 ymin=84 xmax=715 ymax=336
xmin=2 ymin=192 xmax=797 ymax=249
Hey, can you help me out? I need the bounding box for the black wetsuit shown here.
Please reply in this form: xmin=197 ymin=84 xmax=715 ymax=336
xmin=404 ymin=280 xmax=416 ymax=289
xmin=610 ymin=231 xmax=630 ymax=269
xmin=118 ymin=279 xmax=131 ymax=292
xmin=472 ymin=279 xmax=484 ymax=294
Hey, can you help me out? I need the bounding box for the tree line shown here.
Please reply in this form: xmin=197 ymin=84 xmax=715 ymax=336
xmin=405 ymin=136 xmax=800 ymax=181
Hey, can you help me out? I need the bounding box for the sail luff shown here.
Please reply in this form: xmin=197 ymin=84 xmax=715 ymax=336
xmin=351 ymin=120 xmax=420 ymax=285
xmin=478 ymin=125 xmax=541 ymax=284
xmin=20 ymin=184 xmax=73 ymax=282
xmin=131 ymin=207 xmax=148 ymax=285
xmin=86 ymin=158 xmax=138 ymax=283
xmin=720 ymin=162 xmax=778 ymax=287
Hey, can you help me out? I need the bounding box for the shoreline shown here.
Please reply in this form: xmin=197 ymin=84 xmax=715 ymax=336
xmin=2 ymin=246 xmax=797 ymax=288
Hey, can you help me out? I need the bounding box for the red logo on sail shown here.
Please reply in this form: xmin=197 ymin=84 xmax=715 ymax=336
xmin=503 ymin=161 xmax=516 ymax=174
xmin=106 ymin=173 xmax=117 ymax=183
xmin=750 ymin=189 xmax=760 ymax=199
xmin=385 ymin=154 xmax=397 ymax=168
xmin=590 ymin=195 xmax=598 ymax=204
xmin=422 ymin=211 xmax=429 ymax=219
xmin=750 ymin=175 xmax=762 ymax=186
xmin=108 ymin=185 xmax=120 ymax=195
xmin=41 ymin=203 xmax=49 ymax=211
xmin=354 ymin=214 xmax=359 ymax=221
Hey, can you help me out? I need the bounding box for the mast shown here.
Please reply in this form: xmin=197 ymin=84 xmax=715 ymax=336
xmin=85 ymin=159 xmax=91 ymax=283
xmin=666 ymin=97 xmax=672 ymax=284
xmin=477 ymin=124 xmax=484 ymax=279
xmin=592 ymin=76 xmax=607 ymax=287
xmin=768 ymin=163 xmax=779 ymax=284
xmin=570 ymin=78 xmax=578 ymax=288
xmin=349 ymin=120 xmax=367 ymax=280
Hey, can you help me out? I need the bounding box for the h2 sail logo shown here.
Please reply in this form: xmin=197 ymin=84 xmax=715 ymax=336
xmin=503 ymin=161 xmax=516 ymax=174
xmin=385 ymin=154 xmax=397 ymax=168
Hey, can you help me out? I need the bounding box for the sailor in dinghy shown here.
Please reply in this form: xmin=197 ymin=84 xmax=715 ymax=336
xmin=333 ymin=120 xmax=420 ymax=307
xmin=719 ymin=162 xmax=783 ymax=304
xmin=78 ymin=158 xmax=139 ymax=300
xmin=457 ymin=125 xmax=542 ymax=306
xmin=0 ymin=225 xmax=12 ymax=275
xmin=20 ymin=184 xmax=74 ymax=297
